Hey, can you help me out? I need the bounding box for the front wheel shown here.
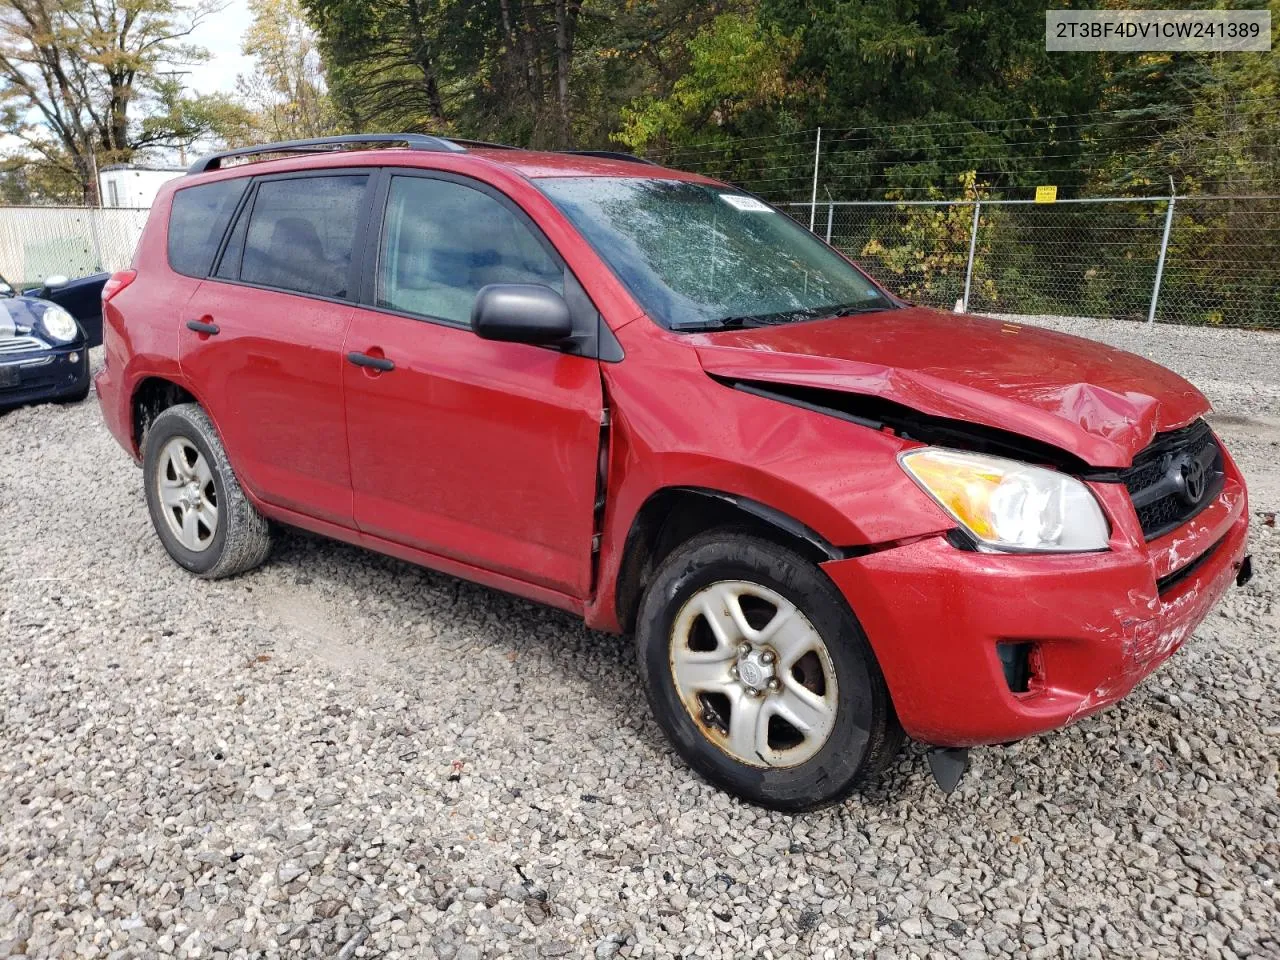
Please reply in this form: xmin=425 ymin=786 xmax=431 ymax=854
xmin=635 ymin=531 xmax=901 ymax=811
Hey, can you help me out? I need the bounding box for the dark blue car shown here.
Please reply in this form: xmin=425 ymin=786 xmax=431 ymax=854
xmin=0 ymin=272 xmax=107 ymax=410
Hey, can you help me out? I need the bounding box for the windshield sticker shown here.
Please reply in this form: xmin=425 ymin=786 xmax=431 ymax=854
xmin=720 ymin=194 xmax=773 ymax=212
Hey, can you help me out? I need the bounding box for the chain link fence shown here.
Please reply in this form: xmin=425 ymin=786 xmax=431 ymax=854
xmin=787 ymin=195 xmax=1280 ymax=329
xmin=0 ymin=206 xmax=149 ymax=288
xmin=1 ymin=193 xmax=1277 ymax=329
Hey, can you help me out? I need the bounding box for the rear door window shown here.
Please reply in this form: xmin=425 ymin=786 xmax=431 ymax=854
xmin=168 ymin=179 xmax=247 ymax=277
xmin=235 ymin=175 xmax=369 ymax=299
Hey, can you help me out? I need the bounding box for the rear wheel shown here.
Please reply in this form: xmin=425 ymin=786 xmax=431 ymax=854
xmin=635 ymin=530 xmax=901 ymax=810
xmin=142 ymin=403 xmax=272 ymax=579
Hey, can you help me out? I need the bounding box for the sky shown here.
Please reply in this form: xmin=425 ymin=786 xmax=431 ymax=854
xmin=186 ymin=0 xmax=256 ymax=96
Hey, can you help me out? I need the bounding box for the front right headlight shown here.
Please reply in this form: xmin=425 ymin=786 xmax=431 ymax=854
xmin=899 ymin=447 xmax=1110 ymax=553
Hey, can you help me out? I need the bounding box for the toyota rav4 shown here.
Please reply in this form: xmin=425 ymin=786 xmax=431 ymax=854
xmin=96 ymin=134 xmax=1252 ymax=810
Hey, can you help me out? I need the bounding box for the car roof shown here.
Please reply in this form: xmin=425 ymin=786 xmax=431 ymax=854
xmin=466 ymin=148 xmax=715 ymax=182
xmin=181 ymin=134 xmax=723 ymax=187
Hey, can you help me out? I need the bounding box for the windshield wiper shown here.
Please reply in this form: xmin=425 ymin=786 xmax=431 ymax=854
xmin=672 ymin=300 xmax=896 ymax=333
xmin=672 ymin=314 xmax=783 ymax=333
xmin=673 ymin=307 xmax=837 ymax=332
xmin=802 ymin=301 xmax=896 ymax=321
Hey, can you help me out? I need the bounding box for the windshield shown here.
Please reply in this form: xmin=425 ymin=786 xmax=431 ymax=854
xmin=538 ymin=177 xmax=894 ymax=331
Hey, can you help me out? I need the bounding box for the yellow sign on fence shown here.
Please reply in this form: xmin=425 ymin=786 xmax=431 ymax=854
xmin=1035 ymin=185 xmax=1058 ymax=203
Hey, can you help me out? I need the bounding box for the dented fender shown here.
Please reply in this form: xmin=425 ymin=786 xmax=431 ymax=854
xmin=583 ymin=324 xmax=956 ymax=631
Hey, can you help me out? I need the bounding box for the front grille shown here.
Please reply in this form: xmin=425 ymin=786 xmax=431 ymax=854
xmin=1120 ymin=419 xmax=1224 ymax=541
xmin=0 ymin=335 xmax=47 ymax=356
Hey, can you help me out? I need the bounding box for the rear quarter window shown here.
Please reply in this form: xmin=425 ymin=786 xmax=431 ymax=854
xmin=167 ymin=179 xmax=248 ymax=277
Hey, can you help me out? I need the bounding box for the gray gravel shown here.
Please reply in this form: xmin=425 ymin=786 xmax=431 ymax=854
xmin=1 ymin=321 xmax=1277 ymax=959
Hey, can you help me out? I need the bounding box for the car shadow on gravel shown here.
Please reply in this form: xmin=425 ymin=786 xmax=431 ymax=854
xmin=256 ymin=526 xmax=934 ymax=808
xmin=264 ymin=527 xmax=662 ymax=723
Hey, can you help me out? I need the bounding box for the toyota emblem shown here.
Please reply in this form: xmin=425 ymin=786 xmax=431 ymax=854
xmin=1180 ymin=456 xmax=1209 ymax=505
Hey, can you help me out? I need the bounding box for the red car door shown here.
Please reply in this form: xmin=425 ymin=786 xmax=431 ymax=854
xmin=178 ymin=171 xmax=373 ymax=526
xmin=343 ymin=172 xmax=603 ymax=598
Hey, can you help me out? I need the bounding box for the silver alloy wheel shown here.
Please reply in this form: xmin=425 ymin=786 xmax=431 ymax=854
xmin=669 ymin=580 xmax=839 ymax=768
xmin=156 ymin=436 xmax=219 ymax=552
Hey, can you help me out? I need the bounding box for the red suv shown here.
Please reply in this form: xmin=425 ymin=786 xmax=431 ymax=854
xmin=96 ymin=134 xmax=1252 ymax=809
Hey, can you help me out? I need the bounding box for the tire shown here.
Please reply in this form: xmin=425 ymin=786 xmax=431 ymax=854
xmin=142 ymin=403 xmax=272 ymax=579
xmin=635 ymin=530 xmax=902 ymax=811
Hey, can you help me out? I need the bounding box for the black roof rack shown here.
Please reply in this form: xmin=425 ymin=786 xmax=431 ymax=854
xmin=561 ymin=150 xmax=658 ymax=165
xmin=187 ymin=133 xmax=466 ymax=174
xmin=448 ymin=137 xmax=519 ymax=150
xmin=187 ymin=135 xmax=662 ymax=175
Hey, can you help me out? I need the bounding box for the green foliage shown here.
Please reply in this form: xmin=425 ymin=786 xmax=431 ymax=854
xmin=0 ymin=153 xmax=84 ymax=205
xmin=236 ymin=0 xmax=340 ymax=143
xmin=618 ymin=12 xmax=802 ymax=148
xmin=302 ymin=0 xmax=453 ymax=134
xmin=301 ymin=0 xmax=603 ymax=147
xmin=299 ymin=0 xmax=753 ymax=148
xmin=283 ymin=0 xmax=1280 ymax=331
xmin=856 ymin=173 xmax=994 ymax=307
xmin=294 ymin=0 xmax=1278 ymax=204
xmin=1158 ymin=197 xmax=1280 ymax=327
xmin=972 ymin=202 xmax=1165 ymax=320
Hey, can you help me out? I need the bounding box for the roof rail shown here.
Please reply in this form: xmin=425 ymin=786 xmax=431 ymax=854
xmin=187 ymin=134 xmax=466 ymax=174
xmin=561 ymin=150 xmax=658 ymax=166
xmin=448 ymin=137 xmax=519 ymax=150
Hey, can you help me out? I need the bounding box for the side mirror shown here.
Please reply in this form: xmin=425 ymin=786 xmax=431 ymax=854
xmin=43 ymin=274 xmax=69 ymax=291
xmin=472 ymin=284 xmax=573 ymax=345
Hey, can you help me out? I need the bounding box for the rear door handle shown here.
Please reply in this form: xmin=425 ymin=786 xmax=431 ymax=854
xmin=186 ymin=319 xmax=219 ymax=335
xmin=347 ymin=351 xmax=395 ymax=372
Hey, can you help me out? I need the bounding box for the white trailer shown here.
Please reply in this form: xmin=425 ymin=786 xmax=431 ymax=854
xmin=98 ymin=165 xmax=185 ymax=209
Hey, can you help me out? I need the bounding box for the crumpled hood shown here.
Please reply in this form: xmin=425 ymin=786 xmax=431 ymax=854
xmin=692 ymin=307 xmax=1210 ymax=468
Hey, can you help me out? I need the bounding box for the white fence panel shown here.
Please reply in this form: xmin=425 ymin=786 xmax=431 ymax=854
xmin=0 ymin=206 xmax=150 ymax=286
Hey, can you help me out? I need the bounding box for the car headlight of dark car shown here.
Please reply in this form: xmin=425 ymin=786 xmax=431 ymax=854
xmin=37 ymin=304 xmax=79 ymax=344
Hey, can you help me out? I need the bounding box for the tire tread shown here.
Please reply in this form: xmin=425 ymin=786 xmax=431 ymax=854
xmin=144 ymin=403 xmax=272 ymax=580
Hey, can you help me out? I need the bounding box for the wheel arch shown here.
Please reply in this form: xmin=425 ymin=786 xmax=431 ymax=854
xmin=613 ymin=486 xmax=844 ymax=636
xmin=130 ymin=375 xmax=197 ymax=453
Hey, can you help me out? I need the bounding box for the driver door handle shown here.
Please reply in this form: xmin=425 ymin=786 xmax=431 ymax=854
xmin=186 ymin=319 xmax=219 ymax=335
xmin=347 ymin=351 xmax=395 ymax=372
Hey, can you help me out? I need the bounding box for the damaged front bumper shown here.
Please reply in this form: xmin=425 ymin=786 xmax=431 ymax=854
xmin=822 ymin=459 xmax=1250 ymax=747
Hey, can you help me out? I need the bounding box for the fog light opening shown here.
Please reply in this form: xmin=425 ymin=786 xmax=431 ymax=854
xmin=997 ymin=641 xmax=1035 ymax=694
xmin=1236 ymin=555 xmax=1253 ymax=588
xmin=68 ymin=352 xmax=80 ymax=364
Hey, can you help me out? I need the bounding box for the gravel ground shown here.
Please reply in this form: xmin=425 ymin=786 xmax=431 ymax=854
xmin=1 ymin=318 xmax=1277 ymax=960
